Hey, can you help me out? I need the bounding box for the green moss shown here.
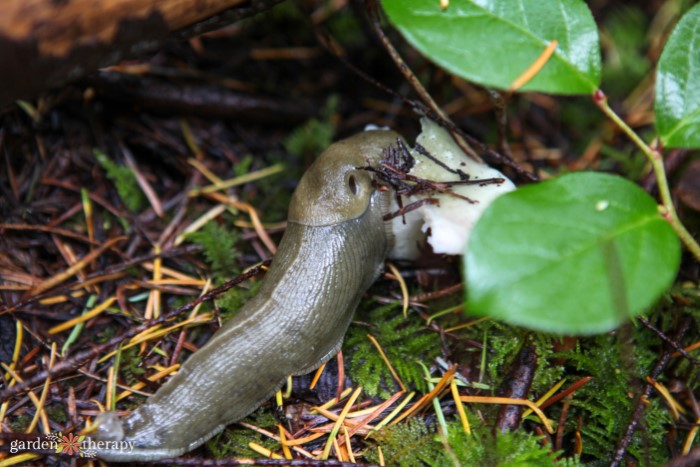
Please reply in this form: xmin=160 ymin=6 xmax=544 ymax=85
xmin=558 ymin=329 xmax=673 ymax=464
xmin=284 ymin=96 xmax=338 ymax=158
xmin=530 ymin=335 xmax=566 ymax=395
xmin=481 ymin=323 xmax=523 ymax=390
xmin=216 ymin=280 xmax=262 ymax=322
xmin=364 ymin=418 xmax=446 ymax=467
xmin=44 ymin=405 xmax=67 ymax=424
xmin=93 ymin=148 xmax=146 ymax=212
xmin=185 ymin=220 xmax=241 ymax=282
xmin=9 ymin=414 xmax=31 ymax=432
xmin=206 ymin=410 xmax=278 ymax=458
xmin=446 ymin=421 xmax=566 ymax=467
xmin=364 ymin=418 xmax=574 ymax=467
xmin=345 ymin=304 xmax=441 ymax=397
xmin=119 ymin=346 xmax=145 ymax=385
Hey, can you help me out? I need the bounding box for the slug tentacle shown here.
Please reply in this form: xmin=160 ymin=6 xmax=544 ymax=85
xmin=92 ymin=130 xmax=400 ymax=462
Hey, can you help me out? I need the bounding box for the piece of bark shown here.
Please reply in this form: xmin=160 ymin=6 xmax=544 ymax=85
xmin=0 ymin=0 xmax=282 ymax=106
xmin=494 ymin=342 xmax=538 ymax=433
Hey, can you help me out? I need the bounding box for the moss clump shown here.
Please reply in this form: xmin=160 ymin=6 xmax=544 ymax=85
xmin=93 ymin=148 xmax=145 ymax=212
xmin=185 ymin=220 xmax=241 ymax=282
xmin=365 ymin=418 xmax=573 ymax=467
xmin=205 ymin=410 xmax=278 ymax=459
xmin=345 ymin=304 xmax=441 ymax=397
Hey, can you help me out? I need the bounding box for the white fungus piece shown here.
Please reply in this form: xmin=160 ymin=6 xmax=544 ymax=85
xmin=387 ymin=118 xmax=516 ymax=259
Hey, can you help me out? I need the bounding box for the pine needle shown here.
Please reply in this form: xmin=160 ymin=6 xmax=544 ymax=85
xmin=322 ymin=386 xmax=363 ymax=459
xmin=460 ymin=395 xmax=555 ymax=434
xmin=386 ymin=262 xmax=409 ymax=318
xmin=49 ymin=296 xmax=116 ymax=335
xmin=367 ymin=334 xmax=406 ymax=392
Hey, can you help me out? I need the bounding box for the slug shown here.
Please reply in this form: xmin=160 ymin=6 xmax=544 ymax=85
xmin=92 ymin=130 xmax=400 ymax=462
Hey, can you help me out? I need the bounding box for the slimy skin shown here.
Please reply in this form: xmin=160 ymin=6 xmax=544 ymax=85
xmin=92 ymin=130 xmax=401 ymax=462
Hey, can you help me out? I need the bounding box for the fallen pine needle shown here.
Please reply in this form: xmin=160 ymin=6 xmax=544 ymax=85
xmin=367 ymin=334 xmax=406 ymax=392
xmin=27 ymin=342 xmax=56 ymax=434
xmin=1 ymin=365 xmax=49 ymax=433
xmin=122 ymin=144 xmax=164 ymax=217
xmin=313 ymin=387 xmax=354 ymax=413
xmin=419 ymin=361 xmax=448 ymax=435
xmin=309 ymin=362 xmax=326 ymax=390
xmin=372 ymin=392 xmax=415 ymax=432
xmin=116 ymin=364 xmax=180 ymax=401
xmin=346 ymin=391 xmax=406 ymax=438
xmin=392 ymin=365 xmax=456 ymax=425
xmin=188 ymin=157 xmax=221 ymax=183
xmin=238 ymin=422 xmax=315 ymax=458
xmin=444 ymin=316 xmax=489 ymax=333
xmin=322 ymin=386 xmax=363 ymax=460
xmin=312 ymin=407 xmax=366 ymax=430
xmin=333 ymin=437 xmax=344 ymax=461
xmin=0 ymin=453 xmax=41 ymax=466
xmin=248 ymin=442 xmax=284 ymax=459
xmin=278 ymin=424 xmax=292 ymax=460
xmin=460 ymin=395 xmax=555 ymax=434
xmin=683 ymin=416 xmax=700 ymax=454
xmin=0 ymin=320 xmax=23 ymax=423
xmin=49 ymin=296 xmax=117 ymax=334
xmin=191 ymin=163 xmax=285 ymax=195
xmin=39 ymin=290 xmax=86 ymax=305
xmin=207 ymin=193 xmax=277 ymax=254
xmin=25 ymin=236 xmax=125 ymax=297
xmin=672 ymin=339 xmax=700 ymax=358
xmin=521 ymin=377 xmax=566 ymax=420
xmin=142 ymin=262 xmax=201 ymax=282
xmin=148 ymin=244 xmax=163 ymax=319
xmin=281 ymin=432 xmax=325 ymax=447
xmin=450 ymin=379 xmax=471 ymax=436
xmin=647 ymin=376 xmax=686 ymax=420
xmin=386 ymin=262 xmax=409 ymax=318
xmin=343 ymin=425 xmax=356 ymax=463
xmin=426 ymin=304 xmax=462 ymax=325
xmin=98 ymin=313 xmax=213 ymax=362
xmin=174 ymin=204 xmax=227 ymax=246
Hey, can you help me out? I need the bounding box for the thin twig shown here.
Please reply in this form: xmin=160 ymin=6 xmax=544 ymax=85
xmin=309 ymin=15 xmax=537 ymax=182
xmin=364 ymin=0 xmax=481 ymax=162
xmin=610 ymin=317 xmax=692 ymax=466
xmin=637 ymin=317 xmax=700 ymax=371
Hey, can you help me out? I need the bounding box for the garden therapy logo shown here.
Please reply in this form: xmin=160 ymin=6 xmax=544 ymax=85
xmin=8 ymin=431 xmax=135 ymax=458
xmin=46 ymin=432 xmax=95 ymax=458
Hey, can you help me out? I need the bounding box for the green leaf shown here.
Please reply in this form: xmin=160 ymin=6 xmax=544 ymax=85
xmin=465 ymin=172 xmax=680 ymax=335
xmin=381 ymin=0 xmax=601 ymax=94
xmin=655 ymin=3 xmax=700 ymax=148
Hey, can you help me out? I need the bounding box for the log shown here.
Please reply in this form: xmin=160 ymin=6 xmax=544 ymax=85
xmin=0 ymin=0 xmax=282 ymax=106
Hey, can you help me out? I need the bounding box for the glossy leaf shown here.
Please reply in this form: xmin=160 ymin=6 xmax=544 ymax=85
xmin=381 ymin=0 xmax=601 ymax=95
xmin=655 ymin=3 xmax=700 ymax=148
xmin=465 ymin=172 xmax=680 ymax=335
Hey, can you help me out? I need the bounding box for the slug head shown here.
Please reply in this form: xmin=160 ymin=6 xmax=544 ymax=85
xmin=288 ymin=130 xmax=401 ymax=226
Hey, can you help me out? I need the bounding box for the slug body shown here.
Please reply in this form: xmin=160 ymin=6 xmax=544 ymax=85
xmin=93 ymin=130 xmax=400 ymax=461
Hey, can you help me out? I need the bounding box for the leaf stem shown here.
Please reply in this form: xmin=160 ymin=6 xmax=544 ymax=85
xmin=593 ymin=89 xmax=700 ymax=262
